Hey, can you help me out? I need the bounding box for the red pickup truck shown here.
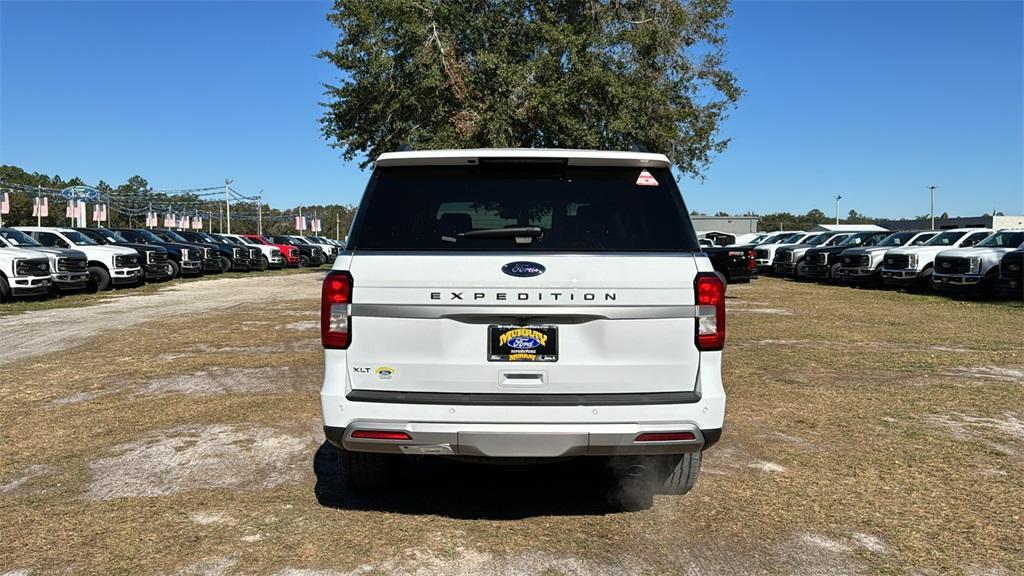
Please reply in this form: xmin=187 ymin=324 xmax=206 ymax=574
xmin=242 ymin=235 xmax=301 ymax=267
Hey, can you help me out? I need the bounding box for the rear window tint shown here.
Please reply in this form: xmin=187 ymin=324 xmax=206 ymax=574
xmin=348 ymin=163 xmax=699 ymax=252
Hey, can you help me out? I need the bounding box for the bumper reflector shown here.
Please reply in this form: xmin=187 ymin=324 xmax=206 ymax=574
xmin=351 ymin=430 xmax=412 ymax=441
xmin=634 ymin=432 xmax=697 ymax=442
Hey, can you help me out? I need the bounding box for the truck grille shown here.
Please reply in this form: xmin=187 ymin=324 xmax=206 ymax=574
xmin=202 ymin=247 xmax=213 ymax=260
xmin=815 ymin=253 xmax=828 ymax=265
xmin=775 ymin=249 xmax=793 ymax=263
xmin=271 ymin=249 xmax=281 ymax=258
xmin=935 ymin=256 xmax=971 ymax=274
xmin=181 ymin=248 xmax=194 ymax=261
xmin=311 ymin=247 xmax=323 ymax=258
xmin=883 ymin=254 xmax=909 ymax=269
xmin=232 ymin=248 xmax=242 ymax=259
xmin=57 ymin=257 xmax=88 ymax=272
xmin=147 ymin=251 xmax=168 ymax=265
xmin=115 ymin=254 xmax=140 ymax=268
xmin=840 ymin=254 xmax=868 ymax=267
xmin=1001 ymin=251 xmax=1022 ymax=275
xmin=248 ymin=249 xmax=258 ymax=260
xmin=754 ymin=248 xmax=769 ymax=259
xmin=16 ymin=258 xmax=50 ymax=275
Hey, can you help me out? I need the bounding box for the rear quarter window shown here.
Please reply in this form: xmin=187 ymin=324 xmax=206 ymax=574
xmin=348 ymin=163 xmax=699 ymax=252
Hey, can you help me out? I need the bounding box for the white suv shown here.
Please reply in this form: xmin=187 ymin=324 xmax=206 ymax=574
xmin=16 ymin=226 xmax=142 ymax=290
xmin=319 ymin=149 xmax=726 ymax=507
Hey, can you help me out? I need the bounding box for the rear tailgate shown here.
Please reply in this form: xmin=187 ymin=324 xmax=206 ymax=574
xmin=343 ymin=253 xmax=704 ymax=395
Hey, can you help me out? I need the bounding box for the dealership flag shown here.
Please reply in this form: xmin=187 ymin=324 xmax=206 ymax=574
xmin=295 ymin=215 xmax=307 ymax=231
xmin=145 ymin=212 xmax=157 ymax=227
xmin=66 ymin=199 xmax=82 ymax=219
xmin=164 ymin=213 xmax=176 ymax=227
xmin=194 ymin=216 xmax=203 ymax=229
xmin=33 ymin=196 xmax=49 ymax=217
xmin=180 ymin=215 xmax=190 ymax=229
xmin=0 ymin=192 xmax=9 ymax=215
xmin=92 ymin=203 xmax=107 ymax=223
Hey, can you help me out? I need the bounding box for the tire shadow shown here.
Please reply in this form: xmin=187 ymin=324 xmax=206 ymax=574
xmin=312 ymin=442 xmax=637 ymax=519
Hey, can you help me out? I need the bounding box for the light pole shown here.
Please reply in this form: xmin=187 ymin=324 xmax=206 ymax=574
xmin=929 ymin=185 xmax=936 ymax=230
xmin=833 ymin=195 xmax=842 ymax=225
xmin=224 ymin=179 xmax=233 ymax=234
xmin=257 ymin=190 xmax=263 ymax=236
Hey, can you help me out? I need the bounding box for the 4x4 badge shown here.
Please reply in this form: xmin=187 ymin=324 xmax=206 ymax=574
xmin=502 ymin=261 xmax=545 ymax=277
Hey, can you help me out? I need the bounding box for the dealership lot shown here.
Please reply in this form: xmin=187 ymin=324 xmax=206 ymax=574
xmin=0 ymin=274 xmax=1021 ymax=575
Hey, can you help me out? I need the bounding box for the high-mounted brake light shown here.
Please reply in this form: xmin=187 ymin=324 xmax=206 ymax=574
xmin=351 ymin=430 xmax=411 ymax=440
xmin=321 ymin=270 xmax=353 ymax=349
xmin=695 ymin=272 xmax=726 ymax=351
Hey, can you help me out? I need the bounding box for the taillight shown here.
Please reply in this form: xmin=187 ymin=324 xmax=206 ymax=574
xmin=321 ymin=270 xmax=352 ymax=349
xmin=747 ymin=249 xmax=757 ymax=270
xmin=695 ymin=272 xmax=726 ymax=351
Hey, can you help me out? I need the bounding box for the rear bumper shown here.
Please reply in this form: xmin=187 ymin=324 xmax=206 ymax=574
xmin=325 ymin=422 xmax=721 ymax=457
xmin=320 ymin=350 xmax=726 ymax=458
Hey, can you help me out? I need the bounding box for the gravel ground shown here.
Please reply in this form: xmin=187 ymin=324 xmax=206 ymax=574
xmin=0 ymin=274 xmax=1021 ymax=575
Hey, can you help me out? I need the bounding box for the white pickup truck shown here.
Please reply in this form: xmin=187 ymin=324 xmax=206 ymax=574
xmin=0 ymin=232 xmax=52 ymax=300
xmin=932 ymin=229 xmax=1024 ymax=295
xmin=880 ymin=228 xmax=994 ymax=288
xmin=16 ymin=226 xmax=142 ymax=291
xmin=319 ymin=149 xmax=727 ymax=508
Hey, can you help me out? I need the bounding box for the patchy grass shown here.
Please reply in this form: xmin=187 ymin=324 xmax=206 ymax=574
xmin=0 ymin=276 xmax=1022 ymax=575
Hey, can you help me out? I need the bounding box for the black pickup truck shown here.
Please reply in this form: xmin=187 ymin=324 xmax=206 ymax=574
xmin=74 ymin=227 xmax=172 ymax=282
xmin=110 ymin=228 xmax=204 ymax=278
xmin=164 ymin=229 xmax=253 ymax=273
xmin=702 ymin=245 xmax=756 ymax=284
xmin=998 ymin=249 xmax=1024 ymax=299
xmin=799 ymin=231 xmax=891 ymax=282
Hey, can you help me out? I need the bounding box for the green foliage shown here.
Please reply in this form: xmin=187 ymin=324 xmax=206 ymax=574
xmin=319 ymin=0 xmax=742 ymax=177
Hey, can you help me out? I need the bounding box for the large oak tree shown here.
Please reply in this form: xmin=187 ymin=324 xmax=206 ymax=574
xmin=319 ymin=0 xmax=742 ymax=177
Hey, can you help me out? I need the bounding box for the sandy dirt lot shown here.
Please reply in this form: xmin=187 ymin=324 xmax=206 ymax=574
xmin=1 ymin=274 xmax=1021 ymax=575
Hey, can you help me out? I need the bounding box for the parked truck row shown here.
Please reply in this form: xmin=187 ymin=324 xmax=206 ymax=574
xmin=742 ymin=227 xmax=1023 ymax=298
xmin=0 ymin=225 xmax=344 ymax=302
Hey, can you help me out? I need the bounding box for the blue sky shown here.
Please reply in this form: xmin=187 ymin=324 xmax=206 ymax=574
xmin=1 ymin=0 xmax=1021 ymax=218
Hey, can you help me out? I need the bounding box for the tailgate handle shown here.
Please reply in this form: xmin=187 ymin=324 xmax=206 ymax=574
xmin=500 ymin=372 xmax=546 ymax=388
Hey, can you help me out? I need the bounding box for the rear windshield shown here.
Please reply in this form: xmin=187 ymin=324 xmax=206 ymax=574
xmin=348 ymin=163 xmax=699 ymax=252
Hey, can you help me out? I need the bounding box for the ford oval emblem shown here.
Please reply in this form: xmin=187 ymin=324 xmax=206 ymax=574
xmin=502 ymin=261 xmax=545 ymax=277
xmin=508 ymin=336 xmax=541 ymax=350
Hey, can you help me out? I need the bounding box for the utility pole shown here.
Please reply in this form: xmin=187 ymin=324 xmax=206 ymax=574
xmin=336 ymin=212 xmax=340 ymax=241
xmin=257 ymin=190 xmax=263 ymax=236
xmin=219 ymin=204 xmax=223 ymax=233
xmin=224 ymin=179 xmax=233 ymax=234
xmin=833 ymin=195 xmax=842 ymax=225
xmin=929 ymin=185 xmax=936 ymax=230
xmin=298 ymin=206 xmax=303 ymax=236
xmin=36 ymin=185 xmax=42 ymax=226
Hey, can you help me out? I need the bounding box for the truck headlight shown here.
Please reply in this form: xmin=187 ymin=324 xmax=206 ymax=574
xmin=968 ymin=257 xmax=981 ymax=275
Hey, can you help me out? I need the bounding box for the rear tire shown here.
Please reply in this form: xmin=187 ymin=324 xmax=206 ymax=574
xmin=88 ymin=266 xmax=111 ymax=292
xmin=337 ymin=447 xmax=397 ymax=492
xmin=659 ymin=452 xmax=702 ymax=495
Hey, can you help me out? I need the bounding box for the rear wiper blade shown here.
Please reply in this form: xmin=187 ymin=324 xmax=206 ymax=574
xmin=442 ymin=226 xmax=543 ymax=245
xmin=459 ymin=226 xmax=543 ymax=239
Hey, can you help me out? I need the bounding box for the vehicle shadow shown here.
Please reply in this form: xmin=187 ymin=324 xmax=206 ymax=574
xmin=312 ymin=442 xmax=633 ymax=519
